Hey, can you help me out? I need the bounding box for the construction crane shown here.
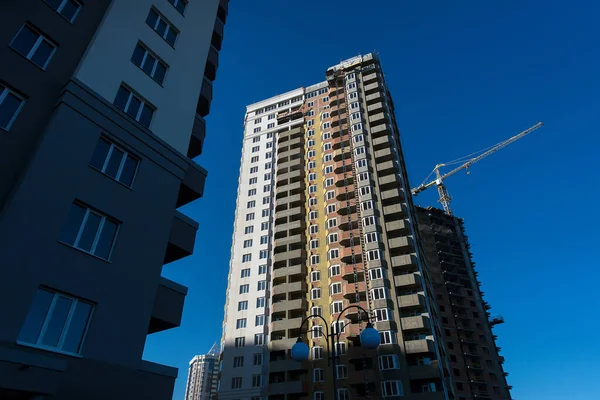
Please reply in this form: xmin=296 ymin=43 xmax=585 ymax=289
xmin=411 ymin=122 xmax=543 ymax=215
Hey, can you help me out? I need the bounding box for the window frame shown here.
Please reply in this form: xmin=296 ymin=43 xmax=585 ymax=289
xmin=0 ymin=84 xmax=26 ymax=131
xmin=10 ymin=24 xmax=58 ymax=70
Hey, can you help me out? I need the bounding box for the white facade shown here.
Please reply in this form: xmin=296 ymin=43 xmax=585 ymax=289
xmin=74 ymin=0 xmax=219 ymax=154
xmin=218 ymin=88 xmax=304 ymax=400
xmin=185 ymin=345 xmax=220 ymax=400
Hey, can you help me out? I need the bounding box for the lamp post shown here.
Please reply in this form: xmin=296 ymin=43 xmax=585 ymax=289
xmin=290 ymin=304 xmax=380 ymax=400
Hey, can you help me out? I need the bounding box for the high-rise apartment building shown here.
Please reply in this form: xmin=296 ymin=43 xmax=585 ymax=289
xmin=416 ymin=206 xmax=511 ymax=399
xmin=0 ymin=1 xmax=228 ymax=399
xmin=185 ymin=344 xmax=221 ymax=400
xmin=218 ymin=54 xmax=459 ymax=400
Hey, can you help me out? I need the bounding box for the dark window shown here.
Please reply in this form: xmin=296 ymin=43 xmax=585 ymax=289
xmin=59 ymin=202 xmax=120 ymax=260
xmin=114 ymin=85 xmax=155 ymax=128
xmin=146 ymin=8 xmax=179 ymax=47
xmin=0 ymin=84 xmax=25 ymax=131
xmin=131 ymin=42 xmax=168 ymax=85
xmin=90 ymin=137 xmax=139 ymax=187
xmin=447 ymin=342 xmax=454 ymax=349
xmin=456 ymin=383 xmax=464 ymax=390
xmin=450 ymin=355 xmax=457 ymax=362
xmin=10 ymin=24 xmax=57 ymax=69
xmin=453 ymin=368 xmax=460 ymax=376
xmin=168 ymin=0 xmax=187 ymax=14
xmin=444 ymin=329 xmax=451 ymax=336
xmin=44 ymin=0 xmax=82 ymax=23
xmin=442 ymin=317 xmax=448 ymax=324
xmin=18 ymin=288 xmax=93 ymax=354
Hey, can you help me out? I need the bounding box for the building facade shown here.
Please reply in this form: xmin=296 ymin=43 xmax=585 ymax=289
xmin=0 ymin=0 xmax=228 ymax=399
xmin=416 ymin=207 xmax=512 ymax=399
xmin=218 ymin=54 xmax=459 ymax=400
xmin=185 ymin=344 xmax=220 ymax=400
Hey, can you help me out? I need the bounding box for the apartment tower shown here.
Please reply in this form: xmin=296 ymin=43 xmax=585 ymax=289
xmin=218 ymin=54 xmax=457 ymax=400
xmin=416 ymin=206 xmax=512 ymax=399
xmin=185 ymin=343 xmax=221 ymax=400
xmin=0 ymin=0 xmax=228 ymax=399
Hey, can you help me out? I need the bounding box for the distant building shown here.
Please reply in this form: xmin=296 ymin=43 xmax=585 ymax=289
xmin=185 ymin=344 xmax=220 ymax=400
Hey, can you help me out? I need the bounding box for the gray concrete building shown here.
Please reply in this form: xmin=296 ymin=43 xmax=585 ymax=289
xmin=185 ymin=344 xmax=220 ymax=400
xmin=0 ymin=0 xmax=228 ymax=399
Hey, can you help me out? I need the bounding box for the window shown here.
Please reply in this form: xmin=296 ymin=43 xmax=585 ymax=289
xmin=309 ymin=225 xmax=319 ymax=234
xmin=260 ymin=235 xmax=269 ymax=245
xmin=325 ymin=178 xmax=334 ymax=187
xmin=246 ymin=213 xmax=255 ymax=221
xmin=309 ymin=211 xmax=318 ymax=220
xmin=309 ymin=197 xmax=318 ymax=206
xmin=268 ymin=113 xmax=276 ymax=120
xmin=323 ymin=143 xmax=332 ymax=151
xmin=243 ymin=239 xmax=253 ymax=248
xmin=324 ymin=165 xmax=333 ymax=174
xmin=308 ymin=150 xmax=316 ymax=158
xmin=322 ymin=96 xmax=329 ymax=102
xmin=323 ymin=132 xmax=331 ymax=140
xmin=327 ymin=218 xmax=337 ymax=229
xmin=263 ymin=196 xmax=270 ymax=205
xmin=382 ymin=381 xmax=403 ymax=397
xmin=248 ymin=189 xmax=257 ymax=196
xmin=18 ymin=288 xmax=93 ymax=355
xmin=252 ymin=374 xmax=262 ymax=388
xmin=307 ymin=110 xmax=315 ymax=117
xmin=330 ymin=282 xmax=342 ymax=295
xmin=328 ymin=233 xmax=338 ymax=243
xmin=261 ymin=209 xmax=270 ymax=218
xmin=314 ymin=393 xmax=325 ymax=400
xmin=308 ymin=161 xmax=316 ymax=169
xmin=310 ymin=239 xmax=319 ymax=249
xmin=334 ymin=341 xmax=346 ymax=355
xmin=253 ymin=127 xmax=261 ymax=133
xmin=308 ymin=172 xmax=317 ymax=181
xmin=351 ymin=112 xmax=361 ymax=121
xmin=231 ymin=377 xmax=242 ymax=389
xmin=238 ymin=301 xmax=248 ymax=311
xmin=251 ymin=156 xmax=259 ymax=163
xmin=356 ymin=159 xmax=367 ymax=168
xmin=324 ymin=154 xmax=333 ymax=162
xmin=417 ymin=356 xmax=432 ymax=365
xmin=313 ymin=368 xmax=324 ymax=382
xmin=338 ymin=389 xmax=349 ymax=400
xmin=258 ymin=264 xmax=267 ymax=274
xmin=254 ymin=334 xmax=265 ymax=345
xmin=89 ymin=137 xmax=139 ymax=187
xmin=329 ymin=265 xmax=341 ymax=277
xmin=264 ymin=173 xmax=271 ymax=181
xmin=252 ymin=146 xmax=260 ymax=153
xmin=249 ymin=178 xmax=257 ymax=185
xmin=255 ymin=315 xmax=265 ymax=326
xmin=146 ymin=8 xmax=179 ymax=46
xmin=322 ymin=122 xmax=331 ymax=129
xmin=257 ymin=280 xmax=267 ymax=291
xmin=309 ymin=185 xmax=317 ymax=194
xmin=266 ymin=142 xmax=273 ymax=148
xmin=131 ymin=42 xmax=168 ymax=85
xmin=325 ymin=191 xmax=335 ymax=200
xmin=307 ymin=120 xmax=314 ymax=127
xmin=244 ymin=226 xmax=254 ymax=234
xmin=252 ymin=137 xmax=260 ymax=143
xmin=307 ymin=101 xmax=314 ymax=107
xmin=363 ymin=216 xmax=376 ymax=226
xmin=331 ymin=301 xmax=343 ymax=314
xmin=328 ymin=249 xmax=339 ymax=260
xmin=350 ymin=101 xmax=359 ymax=109
xmin=59 ymin=202 xmax=119 ymax=260
xmin=256 ymin=297 xmax=265 ymax=308
xmin=239 ymin=284 xmax=249 ymax=294
xmin=311 ymin=288 xmax=321 ymax=300
xmin=263 ymin=184 xmax=271 ymax=192
xmin=380 ymin=331 xmax=396 ymax=344
xmin=349 ymin=92 xmax=358 ymax=99
xmin=347 ymin=82 xmax=357 ymax=89
xmin=261 ymin=222 xmax=269 ymax=231
xmin=312 ymin=346 xmax=323 ymax=360
xmin=422 ymin=383 xmax=437 ymax=392
xmin=114 ymin=85 xmax=155 ymax=128
xmin=311 ymin=324 xmax=323 ymax=339
xmin=369 ymin=268 xmax=384 ymax=280
xmin=361 ymin=201 xmax=374 ymax=211
xmin=375 ymin=308 xmax=390 ymax=322
xmin=11 ymin=24 xmax=57 ymax=70
xmin=371 ymin=287 xmax=387 ymax=300
xmin=310 ymin=255 xmax=320 ymax=265
xmin=259 ymin=250 xmax=268 ymax=259
xmin=367 ymin=249 xmax=380 ymax=261
xmin=352 ymin=123 xmax=362 ymax=132
xmin=354 ymin=146 xmax=366 ymax=156
xmin=310 ymin=271 xmax=321 ymax=282
xmin=240 ymin=269 xmax=251 ymax=278
xmin=321 ymin=112 xmax=330 ymax=119
xmin=234 ymin=337 xmax=245 ymax=347
xmin=236 ymin=318 xmax=246 ymax=329
xmin=233 ymin=356 xmax=244 ymax=368
xmin=346 ymin=73 xmax=356 ymax=81
xmin=247 ymin=201 xmax=256 ymax=208
xmin=307 ymin=129 xmax=315 ymax=137
xmin=267 ymin=132 xmax=273 ymax=139
xmin=0 ymin=85 xmax=25 ymax=131
xmin=253 ymin=353 xmax=263 ymax=365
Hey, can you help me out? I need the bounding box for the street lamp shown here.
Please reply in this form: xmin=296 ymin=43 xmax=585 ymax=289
xmin=290 ymin=304 xmax=380 ymax=400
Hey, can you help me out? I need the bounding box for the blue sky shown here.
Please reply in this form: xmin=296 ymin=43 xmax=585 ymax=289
xmin=144 ymin=1 xmax=600 ymax=399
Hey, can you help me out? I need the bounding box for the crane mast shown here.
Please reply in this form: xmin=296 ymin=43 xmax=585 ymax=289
xmin=412 ymin=122 xmax=543 ymax=214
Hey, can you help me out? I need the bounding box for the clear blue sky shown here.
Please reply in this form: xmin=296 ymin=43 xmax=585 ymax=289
xmin=143 ymin=1 xmax=600 ymax=399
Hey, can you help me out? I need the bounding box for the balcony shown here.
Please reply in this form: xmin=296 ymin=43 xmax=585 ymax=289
xmin=270 ymin=359 xmax=306 ymax=373
xmin=401 ymin=315 xmax=428 ymax=330
xmin=409 ymin=360 xmax=440 ymax=379
xmin=0 ymin=347 xmax=67 ymax=397
xmin=204 ymin=44 xmax=219 ymax=81
xmin=273 ymin=249 xmax=305 ymax=264
xmin=176 ymin=160 xmax=207 ymax=208
xmin=211 ymin=18 xmax=224 ymax=50
xmin=413 ymin=392 xmax=446 ymax=400
xmin=272 ymin=317 xmax=303 ymax=332
xmin=364 ymin=81 xmax=380 ymax=94
xmin=272 ymin=298 xmax=306 ymax=313
xmin=164 ymin=211 xmax=199 ymax=264
xmin=399 ymin=293 xmax=424 ymax=308
xmin=269 ymin=380 xmax=308 ymax=396
xmin=391 ymin=254 xmax=417 ymax=268
xmin=148 ymin=277 xmax=188 ymax=334
xmin=187 ymin=114 xmax=206 ymax=158
xmin=196 ymin=76 xmax=213 ymax=117
xmin=394 ymin=272 xmax=420 ymax=288
xmin=370 ymin=123 xmax=392 ymax=138
xmin=270 ymin=337 xmax=297 ymax=351
xmin=383 ymin=204 xmax=406 ymax=218
xmin=405 ymin=339 xmax=435 ymax=354
xmin=388 ymin=236 xmax=413 ymax=252
xmin=380 ymin=187 xmax=403 ymax=202
xmin=273 ymin=281 xmax=307 ymax=296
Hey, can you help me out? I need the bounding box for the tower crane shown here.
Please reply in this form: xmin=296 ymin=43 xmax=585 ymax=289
xmin=411 ymin=122 xmax=543 ymax=215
